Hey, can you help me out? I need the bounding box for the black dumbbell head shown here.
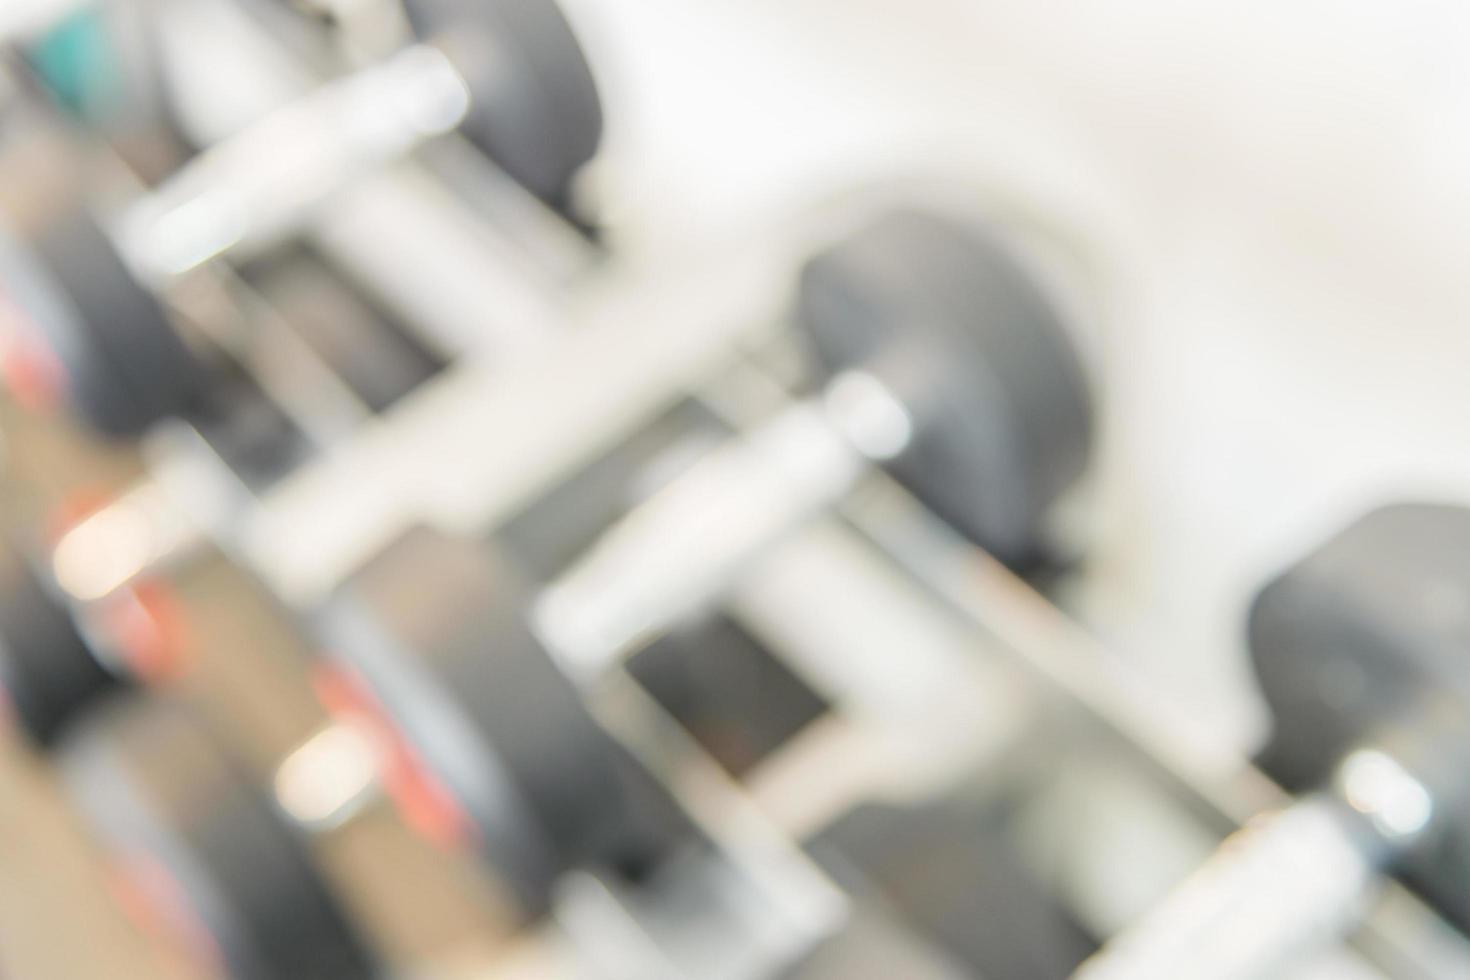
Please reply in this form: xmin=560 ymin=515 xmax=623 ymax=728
xmin=58 ymin=700 xmax=378 ymax=980
xmin=24 ymin=205 xmax=209 ymax=437
xmin=797 ymin=209 xmax=1093 ymax=571
xmin=315 ymin=529 xmax=681 ymax=914
xmin=1250 ymin=502 xmax=1470 ymax=929
xmin=402 ymin=0 xmax=603 ymax=209
xmin=1250 ymin=503 xmax=1470 ymax=788
xmin=0 ymin=540 xmax=122 ymax=746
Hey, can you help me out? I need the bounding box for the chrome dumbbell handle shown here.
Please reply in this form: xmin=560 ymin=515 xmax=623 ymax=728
xmin=50 ymin=234 xmax=797 ymax=607
xmin=533 ymin=371 xmax=914 ymax=679
xmin=1072 ymin=798 xmax=1377 ymax=980
xmin=116 ymin=44 xmax=471 ymax=281
xmin=1072 ymin=793 xmax=1399 ymax=980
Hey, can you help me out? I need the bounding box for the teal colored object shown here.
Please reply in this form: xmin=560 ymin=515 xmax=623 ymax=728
xmin=28 ymin=7 xmax=122 ymax=121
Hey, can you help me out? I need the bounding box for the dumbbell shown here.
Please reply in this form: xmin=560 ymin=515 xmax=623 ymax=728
xmin=292 ymin=206 xmax=1091 ymax=912
xmin=124 ymin=0 xmax=602 ymax=269
xmin=42 ymin=205 xmax=1090 ymax=976
xmin=15 ymin=203 xmax=1091 ymax=747
xmin=56 ymin=531 xmax=690 ymax=980
xmin=23 ymin=418 xmax=713 ymax=974
xmin=533 ymin=207 xmax=1093 ymax=678
xmin=1073 ymin=502 xmax=1470 ymax=980
xmin=59 ymin=699 xmax=381 ymax=980
xmin=1 ymin=0 xmax=599 ymax=437
xmin=0 ymin=199 xmax=1086 ymax=812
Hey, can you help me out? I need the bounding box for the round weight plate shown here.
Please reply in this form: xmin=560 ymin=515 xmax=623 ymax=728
xmin=0 ymin=540 xmax=120 ymax=746
xmin=59 ymin=700 xmax=378 ymax=980
xmin=1248 ymin=502 xmax=1470 ymax=932
xmin=26 ymin=205 xmax=208 ymax=437
xmin=315 ymin=529 xmax=674 ymax=914
xmin=1250 ymin=502 xmax=1470 ymax=790
xmin=402 ymin=0 xmax=603 ymax=208
xmin=797 ymin=209 xmax=1093 ymax=570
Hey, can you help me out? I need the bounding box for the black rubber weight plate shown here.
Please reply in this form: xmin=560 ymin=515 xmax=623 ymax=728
xmin=28 ymin=205 xmax=207 ymax=437
xmin=797 ymin=209 xmax=1093 ymax=570
xmin=0 ymin=541 xmax=119 ymax=746
xmin=1248 ymin=502 xmax=1470 ymax=791
xmin=1248 ymin=502 xmax=1470 ymax=933
xmin=58 ymin=700 xmax=378 ymax=980
xmin=316 ymin=529 xmax=675 ymax=914
xmin=402 ymin=0 xmax=603 ymax=207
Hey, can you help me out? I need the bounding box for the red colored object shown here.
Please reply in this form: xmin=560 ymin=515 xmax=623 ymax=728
xmin=102 ymin=581 xmax=190 ymax=686
xmin=106 ymin=851 xmax=226 ymax=974
xmin=0 ymin=295 xmax=63 ymax=413
xmin=311 ymin=661 xmax=475 ymax=852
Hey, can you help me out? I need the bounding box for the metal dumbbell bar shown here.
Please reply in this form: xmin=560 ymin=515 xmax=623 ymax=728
xmin=46 ymin=193 xmax=827 ymax=610
xmin=35 ymin=201 xmax=1085 ymax=736
xmin=0 ymin=178 xmax=831 ymax=756
xmin=45 ymin=419 xmax=1027 ymax=980
xmin=1071 ymin=503 xmax=1470 ymax=980
xmin=6 ymin=0 xmax=600 ymax=438
xmin=31 ymin=201 xmax=1093 ymax=980
xmin=145 ymin=0 xmax=597 ymax=338
xmin=123 ymin=0 xmax=604 ymax=279
xmin=53 ymin=397 xmax=1075 ymax=980
xmin=534 ymin=209 xmax=1089 ymax=682
xmin=14 ymin=178 xmax=1470 ymax=980
xmin=57 ymin=503 xmax=1044 ymax=980
xmin=46 ymin=199 xmax=1088 ymax=819
xmin=298 ymin=188 xmax=1101 ymax=933
xmin=875 ymin=489 xmax=1470 ymax=978
xmin=28 ymin=7 xmax=1464 ymax=980
xmin=559 ymin=464 xmax=1470 ymax=980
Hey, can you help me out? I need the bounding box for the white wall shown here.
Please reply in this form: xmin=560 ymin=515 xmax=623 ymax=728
xmin=568 ymin=0 xmax=1470 ymax=748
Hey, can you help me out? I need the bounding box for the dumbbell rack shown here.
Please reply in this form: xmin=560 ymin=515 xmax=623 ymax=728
xmin=545 ymin=315 xmax=1470 ymax=979
xmin=3 ymin=6 xmax=989 ymax=973
xmin=8 ymin=2 xmax=1470 ymax=979
xmin=60 ymin=229 xmax=1470 ymax=978
xmin=140 ymin=0 xmax=591 ymax=355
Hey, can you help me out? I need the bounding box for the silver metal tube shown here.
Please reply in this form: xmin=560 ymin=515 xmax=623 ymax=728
xmin=533 ymin=400 xmax=867 ymax=680
xmin=530 ymin=367 xmax=916 ymax=679
xmin=1072 ymin=742 xmax=1441 ymax=980
xmin=839 ymin=471 xmax=1470 ymax=979
xmin=116 ymin=44 xmax=470 ymax=281
xmin=50 ymin=233 xmax=797 ymax=606
xmin=1071 ymin=797 xmax=1382 ymax=980
xmin=147 ymin=0 xmax=581 ymax=363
